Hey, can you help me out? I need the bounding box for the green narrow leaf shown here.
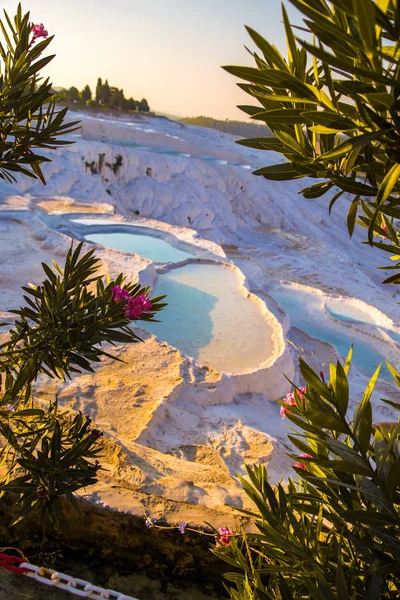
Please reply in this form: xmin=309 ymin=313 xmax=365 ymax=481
xmin=303 ymin=110 xmax=356 ymax=130
xmin=331 ymin=178 xmax=377 ymax=196
xmin=14 ymin=408 xmax=44 ymax=417
xmin=299 ymin=358 xmax=331 ymax=400
xmin=362 ymin=92 xmax=394 ymax=109
xmin=254 ymin=93 xmax=319 ymax=104
xmin=376 ymin=163 xmax=400 ymax=207
xmin=302 ymin=181 xmax=333 ymax=198
xmin=282 ymin=4 xmax=300 ymax=75
xmin=335 ymin=361 xmax=349 ymax=417
xmin=347 ymin=195 xmax=360 ymax=237
xmin=345 ymin=510 xmax=396 ymax=526
xmin=317 ymin=129 xmax=387 ymax=161
xmin=344 ymin=345 xmax=353 ymax=375
xmin=328 ymin=190 xmax=344 ymax=214
xmin=245 ymin=26 xmax=288 ymax=71
xmin=335 ymin=557 xmax=350 ymax=600
xmin=354 ymin=0 xmax=376 ymax=48
xmin=274 ymin=130 xmax=303 ymax=153
xmin=253 ymin=162 xmax=304 ymax=180
xmin=353 ymin=365 xmax=380 ymax=451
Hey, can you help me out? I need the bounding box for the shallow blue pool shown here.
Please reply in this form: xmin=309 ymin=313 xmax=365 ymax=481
xmin=326 ymin=299 xmax=400 ymax=346
xmin=84 ymin=231 xmax=193 ymax=263
xmin=270 ymin=287 xmax=398 ymax=381
xmin=141 ymin=263 xmax=274 ymax=373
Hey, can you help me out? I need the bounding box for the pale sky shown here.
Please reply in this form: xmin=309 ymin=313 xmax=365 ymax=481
xmin=5 ymin=0 xmax=299 ymax=120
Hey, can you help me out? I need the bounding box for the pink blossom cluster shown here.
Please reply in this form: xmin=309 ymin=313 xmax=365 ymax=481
xmin=280 ymin=386 xmax=306 ymax=418
xmin=111 ymin=285 xmax=152 ymax=320
xmin=294 ymin=453 xmax=313 ymax=470
xmin=112 ymin=286 xmax=129 ymax=302
xmin=216 ymin=527 xmax=234 ymax=547
xmin=32 ymin=23 xmax=48 ymax=41
xmin=124 ymin=295 xmax=153 ymax=319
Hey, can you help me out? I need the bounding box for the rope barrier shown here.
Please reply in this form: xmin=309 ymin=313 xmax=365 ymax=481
xmin=0 ymin=552 xmax=139 ymax=600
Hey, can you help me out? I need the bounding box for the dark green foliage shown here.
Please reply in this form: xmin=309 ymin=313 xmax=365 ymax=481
xmin=64 ymin=76 xmax=148 ymax=113
xmin=81 ymin=84 xmax=92 ymax=103
xmin=218 ymin=3 xmax=400 ymax=597
xmin=95 ymin=77 xmax=102 ymax=103
xmin=215 ymin=354 xmax=400 ymax=599
xmin=223 ymin=0 xmax=400 ymax=283
xmin=127 ymin=97 xmax=137 ymax=111
xmin=0 ymin=402 xmax=103 ymax=529
xmin=66 ymin=86 xmax=80 ymax=103
xmin=0 ymin=243 xmax=166 ymax=526
xmin=182 ymin=115 xmax=271 ymax=138
xmin=109 ymin=86 xmax=124 ymax=110
xmin=0 ymin=242 xmax=165 ymax=393
xmin=138 ymin=98 xmax=150 ymax=113
xmin=0 ymin=4 xmax=79 ymax=183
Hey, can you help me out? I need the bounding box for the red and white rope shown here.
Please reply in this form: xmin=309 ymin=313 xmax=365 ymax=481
xmin=0 ymin=553 xmax=138 ymax=600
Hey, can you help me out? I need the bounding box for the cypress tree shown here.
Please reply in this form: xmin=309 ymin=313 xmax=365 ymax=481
xmin=95 ymin=77 xmax=102 ymax=103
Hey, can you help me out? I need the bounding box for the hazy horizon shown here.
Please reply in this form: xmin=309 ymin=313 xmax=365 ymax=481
xmin=3 ymin=0 xmax=299 ymax=120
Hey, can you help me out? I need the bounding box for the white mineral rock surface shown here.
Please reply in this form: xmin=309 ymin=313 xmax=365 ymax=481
xmin=0 ymin=110 xmax=399 ymax=525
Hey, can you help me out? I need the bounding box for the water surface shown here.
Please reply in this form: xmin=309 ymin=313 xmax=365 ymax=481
xmin=85 ymin=231 xmax=193 ymax=263
xmin=142 ymin=263 xmax=274 ymax=373
xmin=270 ymin=286 xmax=398 ymax=380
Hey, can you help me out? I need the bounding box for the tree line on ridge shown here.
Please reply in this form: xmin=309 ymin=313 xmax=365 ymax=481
xmin=61 ymin=77 xmax=150 ymax=113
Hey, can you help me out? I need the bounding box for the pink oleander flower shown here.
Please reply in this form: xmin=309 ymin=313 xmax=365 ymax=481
xmin=124 ymin=295 xmax=152 ymax=319
xmin=216 ymin=527 xmax=234 ymax=547
xmin=280 ymin=386 xmax=306 ymax=418
xmin=32 ymin=23 xmax=48 ymax=40
xmin=294 ymin=453 xmax=313 ymax=470
xmin=111 ymin=285 xmax=129 ymax=303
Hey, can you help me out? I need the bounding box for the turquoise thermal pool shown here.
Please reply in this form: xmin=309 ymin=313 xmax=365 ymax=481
xmin=84 ymin=231 xmax=193 ymax=263
xmin=141 ymin=263 xmax=275 ymax=374
xmin=326 ymin=299 xmax=380 ymax=326
xmin=269 ymin=286 xmax=399 ymax=380
xmin=326 ymin=298 xmax=400 ymax=344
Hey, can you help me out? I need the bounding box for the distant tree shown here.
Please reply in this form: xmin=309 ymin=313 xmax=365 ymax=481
xmin=138 ymin=98 xmax=150 ymax=112
xmin=95 ymin=77 xmax=102 ymax=103
xmin=67 ymin=86 xmax=80 ymax=103
xmin=102 ymin=79 xmax=111 ymax=105
xmin=82 ymin=84 xmax=92 ymax=103
xmin=120 ymin=96 xmax=130 ymax=111
xmin=109 ymin=86 xmax=118 ymax=109
xmin=182 ymin=115 xmax=271 ymax=137
xmin=127 ymin=97 xmax=137 ymax=111
xmin=117 ymin=89 xmax=127 ymax=111
xmin=109 ymin=87 xmax=123 ymax=110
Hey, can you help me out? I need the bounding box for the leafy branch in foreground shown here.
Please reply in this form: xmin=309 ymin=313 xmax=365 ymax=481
xmin=0 ymin=3 xmax=79 ymax=183
xmin=215 ymin=352 xmax=400 ymax=599
xmin=0 ymin=243 xmax=166 ymax=527
xmin=223 ymin=0 xmax=400 ymax=283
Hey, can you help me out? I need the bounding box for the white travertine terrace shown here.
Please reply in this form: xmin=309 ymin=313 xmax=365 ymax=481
xmin=0 ymin=110 xmax=399 ymax=523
